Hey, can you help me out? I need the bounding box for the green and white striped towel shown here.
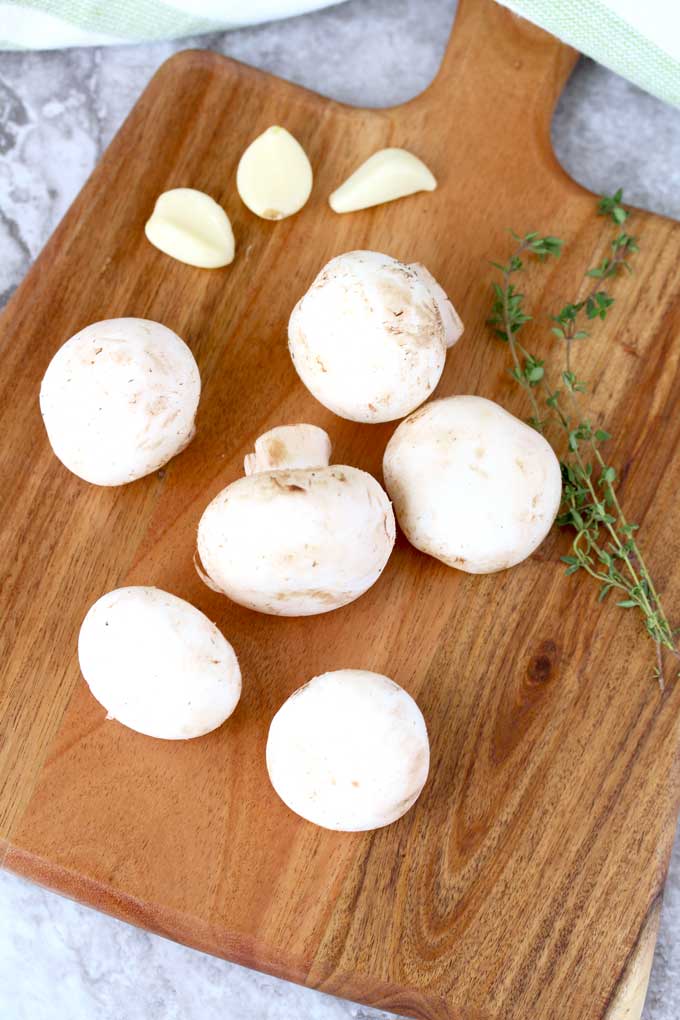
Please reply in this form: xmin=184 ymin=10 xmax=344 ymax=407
xmin=495 ymin=0 xmax=680 ymax=107
xmin=2 ymin=0 xmax=680 ymax=108
xmin=0 ymin=1 xmax=343 ymax=49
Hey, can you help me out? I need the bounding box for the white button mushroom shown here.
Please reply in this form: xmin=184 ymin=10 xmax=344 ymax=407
xmin=39 ymin=317 xmax=200 ymax=486
xmin=383 ymin=395 xmax=562 ymax=573
xmin=266 ymin=669 xmax=429 ymax=831
xmin=78 ymin=586 xmax=241 ymax=740
xmin=196 ymin=424 xmax=395 ymax=616
xmin=288 ymin=250 xmax=463 ymax=423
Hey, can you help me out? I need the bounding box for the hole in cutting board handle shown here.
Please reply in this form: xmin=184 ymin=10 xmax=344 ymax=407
xmin=552 ymin=58 xmax=680 ymax=223
xmin=420 ymin=0 xmax=680 ymax=222
xmin=382 ymin=0 xmax=579 ymax=181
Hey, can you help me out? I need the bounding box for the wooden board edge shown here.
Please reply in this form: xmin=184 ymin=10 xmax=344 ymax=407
xmin=604 ymin=896 xmax=662 ymax=1020
xmin=3 ymin=841 xmax=477 ymax=1020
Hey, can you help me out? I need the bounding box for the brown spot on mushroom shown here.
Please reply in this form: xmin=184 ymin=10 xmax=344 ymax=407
xmin=273 ymin=589 xmax=352 ymax=606
xmin=385 ymin=287 xmax=442 ymax=347
xmin=105 ymin=347 xmax=133 ymax=367
xmin=475 ymin=446 xmax=485 ymax=459
xmin=147 ymin=395 xmax=169 ymax=416
xmin=351 ymin=780 xmax=360 ymax=788
xmin=265 ymin=437 xmax=287 ymax=466
xmin=404 ymin=405 xmax=430 ymax=426
xmin=376 ymin=275 xmax=412 ymax=316
xmin=368 ymin=403 xmax=377 ymax=413
xmin=271 ymin=476 xmax=307 ymax=494
xmin=515 ymin=457 xmax=526 ymax=473
xmin=161 ymin=409 xmax=181 ymax=429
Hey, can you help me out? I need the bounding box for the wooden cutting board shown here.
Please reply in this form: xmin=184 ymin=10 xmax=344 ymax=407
xmin=2 ymin=2 xmax=680 ymax=1017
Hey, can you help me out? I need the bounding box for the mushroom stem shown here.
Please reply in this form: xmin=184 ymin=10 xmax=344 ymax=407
xmin=409 ymin=262 xmax=463 ymax=349
xmin=243 ymin=424 xmax=332 ymax=476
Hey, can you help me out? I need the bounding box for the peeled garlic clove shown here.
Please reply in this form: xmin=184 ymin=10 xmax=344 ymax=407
xmin=145 ymin=188 xmax=235 ymax=268
xmin=329 ymin=148 xmax=436 ymax=214
xmin=236 ymin=126 xmax=313 ymax=220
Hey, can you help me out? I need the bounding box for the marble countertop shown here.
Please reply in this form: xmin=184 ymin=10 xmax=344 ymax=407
xmin=1 ymin=1 xmax=680 ymax=1017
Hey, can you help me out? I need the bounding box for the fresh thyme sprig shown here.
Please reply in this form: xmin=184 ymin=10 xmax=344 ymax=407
xmin=488 ymin=191 xmax=677 ymax=688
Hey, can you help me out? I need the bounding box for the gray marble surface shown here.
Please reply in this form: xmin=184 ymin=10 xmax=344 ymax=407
xmin=1 ymin=1 xmax=680 ymax=1017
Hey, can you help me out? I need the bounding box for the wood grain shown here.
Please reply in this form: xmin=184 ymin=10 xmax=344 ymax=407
xmin=1 ymin=3 xmax=679 ymax=1018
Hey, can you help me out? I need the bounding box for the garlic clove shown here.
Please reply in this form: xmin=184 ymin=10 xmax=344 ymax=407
xmin=237 ymin=126 xmax=313 ymax=220
xmin=329 ymin=148 xmax=436 ymax=214
xmin=144 ymin=188 xmax=235 ymax=268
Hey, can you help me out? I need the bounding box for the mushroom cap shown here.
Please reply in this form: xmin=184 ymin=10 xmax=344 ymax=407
xmin=383 ymin=395 xmax=562 ymax=573
xmin=78 ymin=586 xmax=241 ymax=739
xmin=288 ymin=251 xmax=462 ymax=424
xmin=197 ymin=464 xmax=395 ymax=616
xmin=39 ymin=317 xmax=200 ymax=486
xmin=266 ymin=669 xmax=430 ymax=831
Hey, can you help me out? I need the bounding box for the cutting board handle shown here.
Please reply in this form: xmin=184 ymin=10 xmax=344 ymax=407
xmin=403 ymin=0 xmax=579 ymax=163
